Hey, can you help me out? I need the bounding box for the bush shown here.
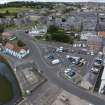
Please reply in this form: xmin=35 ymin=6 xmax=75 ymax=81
xmin=47 ymin=25 xmax=58 ymax=34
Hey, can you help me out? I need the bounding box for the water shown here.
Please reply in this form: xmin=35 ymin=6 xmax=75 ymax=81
xmin=0 ymin=62 xmax=22 ymax=105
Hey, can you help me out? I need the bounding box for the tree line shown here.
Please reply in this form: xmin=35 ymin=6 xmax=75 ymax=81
xmin=0 ymin=2 xmax=54 ymax=9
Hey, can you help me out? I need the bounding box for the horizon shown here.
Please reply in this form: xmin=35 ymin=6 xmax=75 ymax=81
xmin=1 ymin=0 xmax=105 ymax=4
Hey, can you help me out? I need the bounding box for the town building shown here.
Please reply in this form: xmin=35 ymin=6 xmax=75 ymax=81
xmin=87 ymin=35 xmax=102 ymax=52
xmin=2 ymin=32 xmax=16 ymax=41
xmin=98 ymin=31 xmax=105 ymax=39
xmin=80 ymin=31 xmax=97 ymax=40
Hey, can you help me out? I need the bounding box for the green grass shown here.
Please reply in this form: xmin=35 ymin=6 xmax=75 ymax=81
xmin=0 ymin=75 xmax=13 ymax=103
xmin=0 ymin=7 xmax=33 ymax=14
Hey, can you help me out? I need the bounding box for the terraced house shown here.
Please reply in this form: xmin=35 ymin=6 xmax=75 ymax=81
xmin=3 ymin=43 xmax=29 ymax=59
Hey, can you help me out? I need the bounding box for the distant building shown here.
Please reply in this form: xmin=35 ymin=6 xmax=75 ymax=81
xmin=29 ymin=25 xmax=47 ymax=37
xmin=3 ymin=43 xmax=29 ymax=59
xmin=87 ymin=35 xmax=102 ymax=52
xmin=80 ymin=31 xmax=97 ymax=40
xmin=73 ymin=40 xmax=87 ymax=48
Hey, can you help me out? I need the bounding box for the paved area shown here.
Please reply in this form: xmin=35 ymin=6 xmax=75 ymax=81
xmin=52 ymin=90 xmax=92 ymax=105
xmin=15 ymin=61 xmax=46 ymax=95
xmin=39 ymin=41 xmax=99 ymax=89
xmin=19 ymin=82 xmax=61 ymax=105
xmin=18 ymin=81 xmax=93 ymax=105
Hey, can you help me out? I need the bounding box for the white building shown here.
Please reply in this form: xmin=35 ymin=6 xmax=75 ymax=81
xmin=80 ymin=31 xmax=97 ymax=40
xmin=29 ymin=25 xmax=47 ymax=37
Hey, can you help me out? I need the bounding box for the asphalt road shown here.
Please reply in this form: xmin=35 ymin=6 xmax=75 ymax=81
xmin=16 ymin=31 xmax=105 ymax=105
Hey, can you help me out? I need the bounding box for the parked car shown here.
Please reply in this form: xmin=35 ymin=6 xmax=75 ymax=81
xmin=94 ymin=58 xmax=103 ymax=67
xmin=52 ymin=59 xmax=60 ymax=65
xmin=25 ymin=30 xmax=29 ymax=33
xmin=56 ymin=46 xmax=64 ymax=52
xmin=90 ymin=66 xmax=100 ymax=74
xmin=64 ymin=70 xmax=76 ymax=79
xmin=69 ymin=56 xmax=80 ymax=64
xmin=100 ymin=85 xmax=105 ymax=94
xmin=48 ymin=54 xmax=54 ymax=60
xmin=90 ymin=52 xmax=94 ymax=55
xmin=64 ymin=68 xmax=72 ymax=73
xmin=75 ymin=58 xmax=85 ymax=66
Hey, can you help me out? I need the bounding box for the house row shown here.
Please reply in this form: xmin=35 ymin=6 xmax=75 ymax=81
xmin=0 ymin=17 xmax=32 ymax=26
xmin=3 ymin=42 xmax=29 ymax=59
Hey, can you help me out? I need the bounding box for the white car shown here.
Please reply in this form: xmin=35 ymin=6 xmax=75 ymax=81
xmin=64 ymin=68 xmax=71 ymax=73
xmin=90 ymin=67 xmax=99 ymax=73
xmin=56 ymin=46 xmax=64 ymax=52
xmin=52 ymin=59 xmax=60 ymax=65
xmin=90 ymin=52 xmax=94 ymax=55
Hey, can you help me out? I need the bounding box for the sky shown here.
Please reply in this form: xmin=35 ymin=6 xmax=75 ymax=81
xmin=0 ymin=0 xmax=105 ymax=4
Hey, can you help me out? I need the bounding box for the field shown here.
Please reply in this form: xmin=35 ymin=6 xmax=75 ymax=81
xmin=0 ymin=7 xmax=33 ymax=14
xmin=0 ymin=75 xmax=13 ymax=103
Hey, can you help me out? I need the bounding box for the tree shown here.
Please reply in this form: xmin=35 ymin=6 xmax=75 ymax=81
xmin=46 ymin=26 xmax=74 ymax=44
xmin=47 ymin=25 xmax=58 ymax=34
xmin=0 ymin=25 xmax=4 ymax=34
xmin=17 ymin=40 xmax=25 ymax=47
xmin=5 ymin=10 xmax=9 ymax=15
xmin=62 ymin=18 xmax=66 ymax=22
xmin=51 ymin=32 xmax=70 ymax=43
xmin=0 ymin=25 xmax=4 ymax=43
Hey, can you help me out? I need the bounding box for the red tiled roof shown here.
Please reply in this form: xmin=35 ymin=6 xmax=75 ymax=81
xmin=5 ymin=43 xmax=24 ymax=52
xmin=2 ymin=32 xmax=14 ymax=37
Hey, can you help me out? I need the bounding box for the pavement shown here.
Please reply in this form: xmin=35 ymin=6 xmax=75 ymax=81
xmin=14 ymin=30 xmax=105 ymax=105
xmin=52 ymin=90 xmax=92 ymax=105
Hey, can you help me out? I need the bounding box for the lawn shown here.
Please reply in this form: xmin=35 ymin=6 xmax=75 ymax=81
xmin=0 ymin=7 xmax=33 ymax=14
xmin=0 ymin=75 xmax=13 ymax=103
